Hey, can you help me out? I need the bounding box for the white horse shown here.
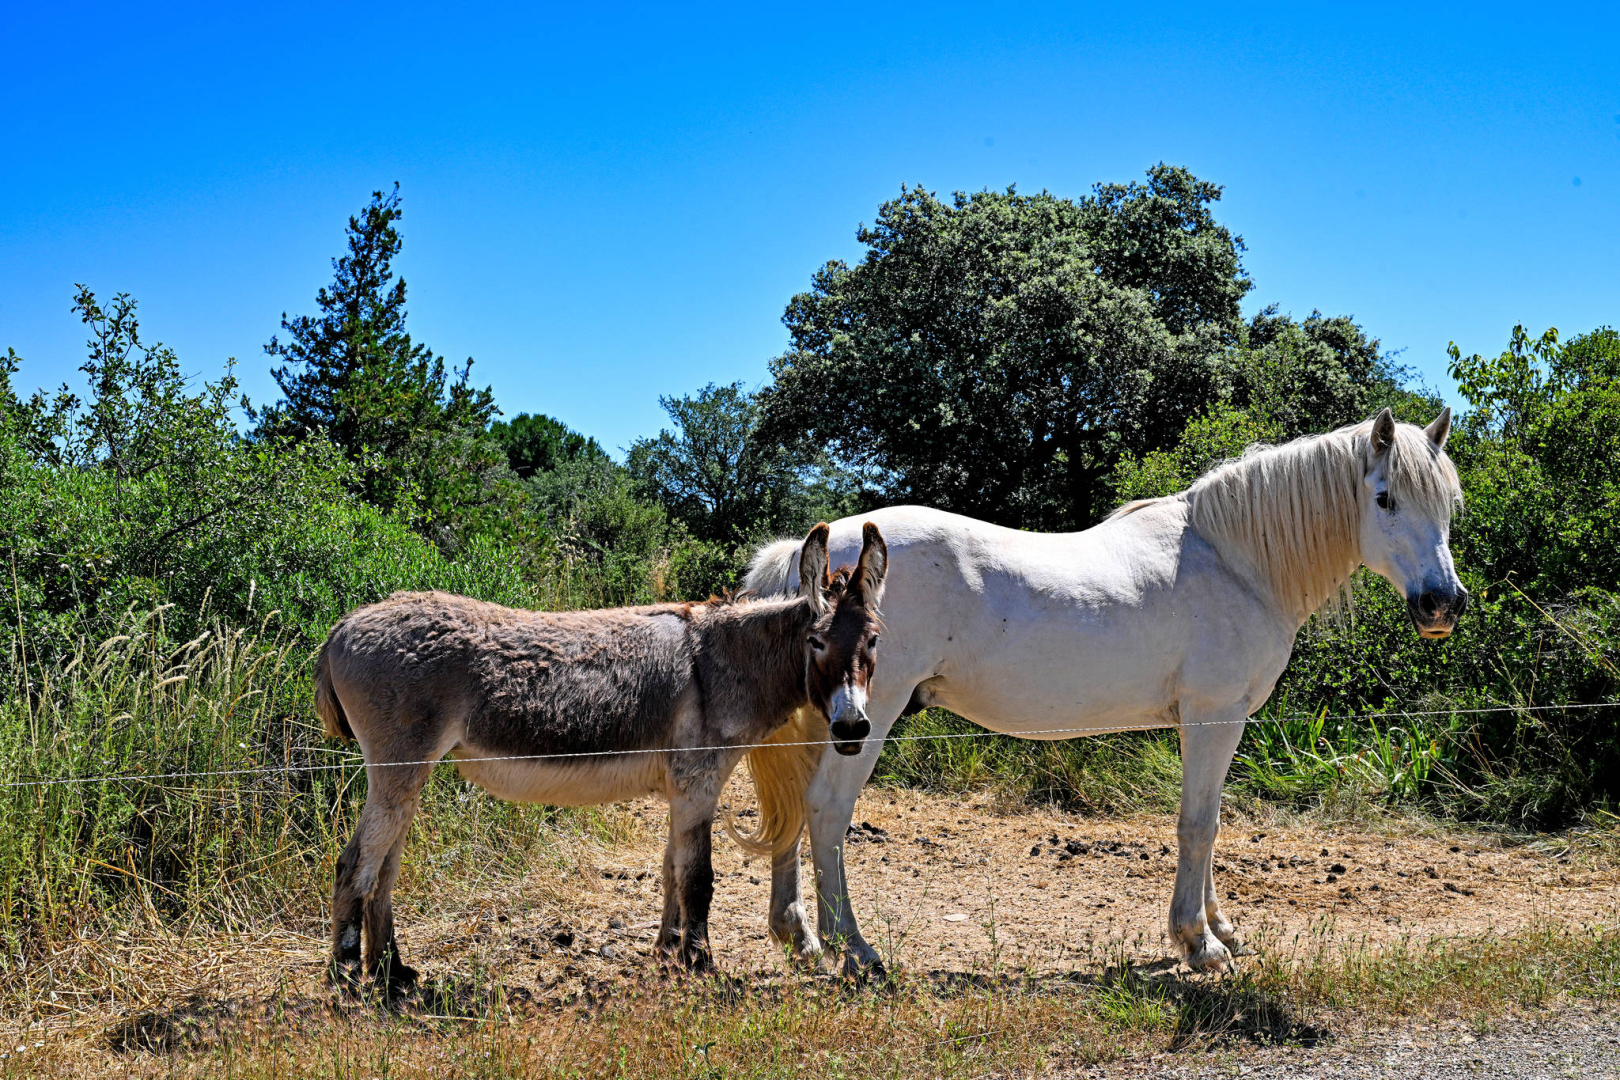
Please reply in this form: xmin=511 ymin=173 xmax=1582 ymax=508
xmin=745 ymin=409 xmax=1465 ymax=973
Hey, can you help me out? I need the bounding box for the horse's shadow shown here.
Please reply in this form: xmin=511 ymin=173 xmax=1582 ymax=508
xmin=893 ymin=958 xmax=1329 ymax=1050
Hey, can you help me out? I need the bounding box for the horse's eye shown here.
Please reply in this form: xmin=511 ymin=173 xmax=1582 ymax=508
xmin=808 ymin=636 xmax=827 ymax=653
xmin=868 ymin=635 xmax=880 ymax=651
xmin=1375 ymin=491 xmax=1394 ymax=511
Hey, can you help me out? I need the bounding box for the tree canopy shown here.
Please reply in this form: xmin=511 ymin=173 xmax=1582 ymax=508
xmin=253 ymin=186 xmax=509 ymax=539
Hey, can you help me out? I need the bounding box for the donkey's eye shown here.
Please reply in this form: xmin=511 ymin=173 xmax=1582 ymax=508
xmin=808 ymin=636 xmax=827 ymax=653
xmin=1375 ymin=491 xmax=1394 ymax=511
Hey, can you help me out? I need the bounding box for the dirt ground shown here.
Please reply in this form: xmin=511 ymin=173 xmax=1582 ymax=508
xmin=7 ymin=778 xmax=1619 ymax=1073
xmin=479 ymin=777 xmax=1620 ymax=987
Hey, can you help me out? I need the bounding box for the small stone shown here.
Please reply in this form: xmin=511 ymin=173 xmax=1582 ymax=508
xmin=1329 ymin=863 xmax=1347 ymax=874
xmin=608 ymin=917 xmax=625 ymax=930
xmin=1030 ymin=845 xmax=1042 ymax=856
xmin=1139 ymin=852 xmax=1150 ymax=861
xmin=1320 ymin=848 xmax=1330 ymax=857
xmin=1450 ymin=845 xmax=1461 ymax=853
xmin=1326 ymin=873 xmax=1338 ymax=883
xmin=552 ymin=930 xmax=575 ymax=947
xmin=599 ymin=944 xmax=617 ymax=959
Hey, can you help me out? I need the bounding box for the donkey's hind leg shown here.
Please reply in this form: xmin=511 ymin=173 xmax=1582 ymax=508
xmin=331 ymin=760 xmax=432 ymax=993
xmin=667 ymin=787 xmax=722 ymax=971
xmin=654 ymin=817 xmax=683 ymax=962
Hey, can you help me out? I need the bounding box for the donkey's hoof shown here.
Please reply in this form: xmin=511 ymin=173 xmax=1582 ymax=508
xmin=839 ymin=950 xmax=887 ymax=981
xmin=682 ymin=950 xmax=716 ymax=974
xmin=326 ymin=961 xmax=364 ymax=996
xmin=1185 ymin=934 xmax=1234 ymax=973
xmin=372 ymin=959 xmax=419 ymax=995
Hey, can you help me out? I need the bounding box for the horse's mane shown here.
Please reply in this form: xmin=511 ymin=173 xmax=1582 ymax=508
xmin=1124 ymin=418 xmax=1461 ymax=618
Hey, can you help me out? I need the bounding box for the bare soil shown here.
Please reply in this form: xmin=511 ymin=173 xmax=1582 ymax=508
xmin=534 ymin=779 xmax=1620 ymax=983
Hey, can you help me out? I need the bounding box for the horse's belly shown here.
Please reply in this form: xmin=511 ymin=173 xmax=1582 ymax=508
xmin=452 ymin=750 xmax=665 ymax=806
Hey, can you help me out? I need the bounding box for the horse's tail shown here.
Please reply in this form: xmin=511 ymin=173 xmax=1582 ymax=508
xmin=725 ymin=707 xmax=826 ymax=858
xmin=314 ymin=639 xmax=354 ymax=743
xmin=743 ymin=536 xmax=802 ymax=598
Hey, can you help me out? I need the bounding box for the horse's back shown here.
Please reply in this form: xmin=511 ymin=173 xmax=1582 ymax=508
xmin=798 ymin=504 xmax=1289 ymax=733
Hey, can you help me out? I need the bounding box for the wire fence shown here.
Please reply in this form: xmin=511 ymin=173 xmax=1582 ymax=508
xmin=4 ymin=700 xmax=1615 ymax=791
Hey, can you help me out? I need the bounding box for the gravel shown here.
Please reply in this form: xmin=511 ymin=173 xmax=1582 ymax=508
xmin=1063 ymin=1013 xmax=1620 ymax=1078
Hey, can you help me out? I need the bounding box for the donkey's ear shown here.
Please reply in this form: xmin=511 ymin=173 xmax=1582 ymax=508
xmin=1369 ymin=408 xmax=1396 ymax=457
xmin=1425 ymin=406 xmax=1452 ymax=449
xmin=797 ymin=523 xmax=831 ymax=614
xmin=855 ymin=522 xmax=888 ymax=609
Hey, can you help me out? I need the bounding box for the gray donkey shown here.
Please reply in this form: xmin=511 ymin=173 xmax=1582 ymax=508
xmin=315 ymin=522 xmax=888 ymax=989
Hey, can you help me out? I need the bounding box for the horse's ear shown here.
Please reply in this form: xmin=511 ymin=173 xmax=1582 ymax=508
xmin=798 ymin=523 xmax=831 ymax=614
xmin=855 ymin=522 xmax=888 ymax=609
xmin=1369 ymin=408 xmax=1396 ymax=458
xmin=1425 ymin=406 xmax=1452 ymax=449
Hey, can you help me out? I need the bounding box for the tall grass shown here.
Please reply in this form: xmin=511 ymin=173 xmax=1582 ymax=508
xmin=0 ymin=603 xmax=624 ymax=983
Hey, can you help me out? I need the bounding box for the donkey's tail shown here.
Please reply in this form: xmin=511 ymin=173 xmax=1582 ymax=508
xmin=725 ymin=707 xmax=827 ymax=858
xmin=313 ymin=640 xmax=354 ymax=743
xmin=742 ymin=536 xmax=802 ymax=598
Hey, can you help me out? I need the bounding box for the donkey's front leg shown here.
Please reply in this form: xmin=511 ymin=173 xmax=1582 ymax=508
xmin=1171 ymin=713 xmax=1246 ymax=973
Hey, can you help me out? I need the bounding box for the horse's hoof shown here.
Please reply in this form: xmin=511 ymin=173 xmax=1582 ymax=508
xmin=1185 ymin=935 xmax=1234 ymax=973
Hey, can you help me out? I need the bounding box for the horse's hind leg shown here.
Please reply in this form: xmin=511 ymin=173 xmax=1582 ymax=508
xmin=1204 ymin=852 xmax=1253 ymax=956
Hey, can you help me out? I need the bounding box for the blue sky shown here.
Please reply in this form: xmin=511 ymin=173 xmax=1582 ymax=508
xmin=3 ymin=2 xmax=1616 ymax=455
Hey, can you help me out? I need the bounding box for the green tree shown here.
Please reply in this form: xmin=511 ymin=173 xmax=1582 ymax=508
xmin=760 ymin=171 xmax=1246 ymax=529
xmin=1448 ymin=324 xmax=1620 ymax=594
xmin=489 ymin=412 xmax=605 ymax=479
xmin=0 ymin=288 xmax=356 ymax=640
xmin=1075 ymin=164 xmax=1252 ymax=338
xmin=253 ymin=186 xmax=512 ymax=538
xmin=627 ymin=382 xmax=857 ymax=546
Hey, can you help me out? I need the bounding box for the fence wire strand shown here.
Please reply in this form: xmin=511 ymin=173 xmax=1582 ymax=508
xmin=3 ymin=701 xmax=1615 ymax=791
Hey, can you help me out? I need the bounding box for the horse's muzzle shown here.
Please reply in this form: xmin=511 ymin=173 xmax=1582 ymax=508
xmin=1408 ymin=585 xmax=1469 ymax=639
xmin=829 ymin=715 xmax=870 ymax=756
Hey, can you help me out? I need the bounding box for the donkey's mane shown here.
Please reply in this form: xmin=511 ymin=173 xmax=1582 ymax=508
xmin=1131 ymin=418 xmax=1461 ymax=619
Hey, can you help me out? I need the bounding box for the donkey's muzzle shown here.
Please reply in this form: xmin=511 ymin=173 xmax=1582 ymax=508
xmin=1408 ymin=585 xmax=1469 ymax=639
xmin=829 ymin=716 xmax=871 ymax=756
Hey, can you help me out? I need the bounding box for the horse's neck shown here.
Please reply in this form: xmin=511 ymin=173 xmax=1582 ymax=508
xmin=697 ymin=600 xmax=814 ymax=730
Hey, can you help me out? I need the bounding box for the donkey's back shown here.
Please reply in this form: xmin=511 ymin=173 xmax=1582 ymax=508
xmin=318 ymin=590 xmax=699 ymax=786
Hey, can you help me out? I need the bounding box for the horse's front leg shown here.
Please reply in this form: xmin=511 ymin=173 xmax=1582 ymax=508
xmin=1172 ymin=712 xmax=1246 ymax=973
xmin=804 ymin=739 xmax=892 ymax=975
